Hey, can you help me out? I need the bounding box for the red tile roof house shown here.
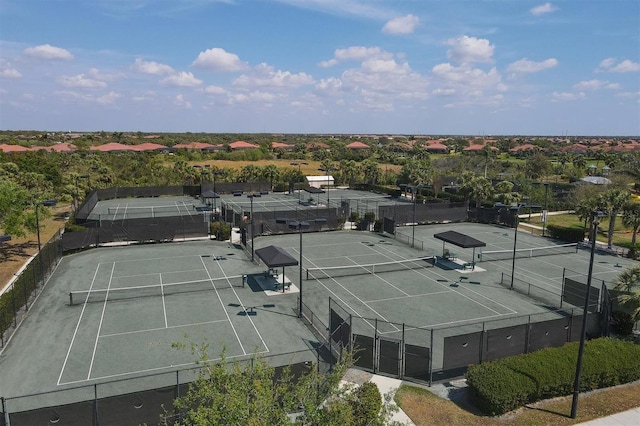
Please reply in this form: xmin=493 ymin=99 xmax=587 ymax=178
xmin=306 ymin=142 xmax=331 ymax=151
xmin=346 ymin=141 xmax=371 ymax=150
xmin=29 ymin=143 xmax=78 ymax=153
xmin=463 ymin=144 xmax=499 ymax=154
xmin=0 ymin=144 xmax=30 ymax=154
xmin=509 ymin=143 xmax=540 ymax=156
xmin=425 ymin=141 xmax=449 ymax=154
xmin=271 ymin=142 xmax=295 ymax=151
xmin=130 ymin=143 xmax=170 ymax=152
xmin=229 ymin=141 xmax=260 ymax=150
xmin=90 ymin=142 xmax=138 ymax=153
xmin=173 ymin=142 xmax=224 ymax=153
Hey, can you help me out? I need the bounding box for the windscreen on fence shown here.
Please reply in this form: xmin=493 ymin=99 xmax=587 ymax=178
xmin=75 ymin=189 xmax=98 ymax=221
xmin=378 ymin=202 xmax=467 ymax=225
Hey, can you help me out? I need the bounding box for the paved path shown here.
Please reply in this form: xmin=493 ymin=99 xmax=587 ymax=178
xmin=577 ymin=407 xmax=640 ymax=425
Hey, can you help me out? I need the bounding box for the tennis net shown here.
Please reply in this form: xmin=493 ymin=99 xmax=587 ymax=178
xmin=305 ymin=256 xmax=435 ymax=280
xmin=107 ymin=205 xmax=195 ymax=215
xmin=69 ymin=275 xmax=244 ymax=305
xmin=478 ymin=243 xmax=577 ymax=262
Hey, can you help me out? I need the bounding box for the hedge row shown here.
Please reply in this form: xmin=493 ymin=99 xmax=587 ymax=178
xmin=466 ymin=338 xmax=640 ymax=416
xmin=546 ymin=224 xmax=586 ymax=243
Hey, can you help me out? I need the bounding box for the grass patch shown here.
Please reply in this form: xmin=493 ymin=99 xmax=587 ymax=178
xmin=0 ymin=207 xmax=68 ymax=292
xmin=522 ymin=213 xmax=635 ymax=248
xmin=396 ymin=381 xmax=640 ymax=425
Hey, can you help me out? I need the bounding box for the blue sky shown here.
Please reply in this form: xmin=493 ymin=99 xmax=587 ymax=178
xmin=1 ymin=0 xmax=638 ymax=136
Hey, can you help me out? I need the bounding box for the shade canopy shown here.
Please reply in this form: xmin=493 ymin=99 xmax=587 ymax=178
xmin=434 ymin=231 xmax=486 ymax=249
xmin=255 ymin=245 xmax=298 ymax=268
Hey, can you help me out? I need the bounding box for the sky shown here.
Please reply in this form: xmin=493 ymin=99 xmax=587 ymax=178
xmin=0 ymin=0 xmax=639 ymax=136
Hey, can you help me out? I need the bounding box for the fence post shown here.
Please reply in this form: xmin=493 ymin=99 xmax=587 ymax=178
xmin=93 ymin=384 xmax=99 ymax=426
xmin=428 ymin=329 xmax=434 ymax=386
xmin=561 ymin=268 xmax=566 ymax=308
xmin=1 ymin=396 xmax=6 ymax=426
xmin=11 ymin=283 xmax=17 ymax=328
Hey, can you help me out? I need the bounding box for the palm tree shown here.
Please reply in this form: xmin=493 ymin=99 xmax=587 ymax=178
xmin=339 ymin=159 xmax=360 ymax=188
xmin=573 ymin=154 xmax=587 ymax=170
xmin=260 ymin=164 xmax=280 ymax=191
xmin=613 ymin=264 xmax=640 ymax=322
xmin=460 ymin=173 xmax=493 ymax=209
xmin=622 ymin=201 xmax=640 ymax=251
xmin=575 ymin=196 xmax=601 ymax=238
xmin=494 ymin=180 xmax=521 ymax=206
xmin=598 ymin=189 xmax=631 ymax=248
xmin=361 ymin=159 xmax=380 ymax=186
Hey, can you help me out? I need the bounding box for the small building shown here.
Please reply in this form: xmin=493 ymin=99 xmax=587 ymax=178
xmin=306 ymin=175 xmax=334 ymax=189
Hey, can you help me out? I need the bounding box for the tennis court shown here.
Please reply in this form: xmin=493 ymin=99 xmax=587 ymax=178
xmin=0 ymin=239 xmax=316 ymax=407
xmin=88 ymin=195 xmax=208 ymax=220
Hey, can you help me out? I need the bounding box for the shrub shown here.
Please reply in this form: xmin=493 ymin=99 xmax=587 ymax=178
xmin=546 ymin=224 xmax=585 ymax=242
xmin=350 ymin=382 xmax=382 ymax=425
xmin=611 ymin=311 xmax=635 ymax=336
xmin=210 ymin=221 xmax=231 ymax=241
xmin=466 ymin=338 xmax=640 ymax=415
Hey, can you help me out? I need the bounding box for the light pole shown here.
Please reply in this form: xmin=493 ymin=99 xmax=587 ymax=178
xmin=212 ymin=170 xmax=223 ymax=214
xmin=35 ymin=199 xmax=57 ymax=282
xmin=318 ymin=167 xmax=335 ymax=206
xmin=248 ymin=194 xmax=255 ymax=262
xmin=571 ymin=211 xmax=603 ymax=418
xmin=509 ymin=205 xmax=522 ymax=290
xmin=542 ymin=183 xmax=549 ymax=237
xmin=289 ymin=220 xmax=310 ymax=318
xmin=73 ymin=174 xmax=90 ymax=215
xmin=290 ymin=161 xmax=308 ymax=204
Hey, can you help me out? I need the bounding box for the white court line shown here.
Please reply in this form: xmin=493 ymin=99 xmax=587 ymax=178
xmin=199 ymin=256 xmax=246 ymax=355
xmin=214 ymin=257 xmax=269 ymax=353
xmin=377 ymin=313 xmax=514 ymax=335
xmin=59 ymin=350 xmax=269 ymax=386
xmin=160 ymin=272 xmax=168 ymax=328
xmin=99 ymin=319 xmax=229 ymax=338
xmin=109 ymin=203 xmax=121 ymax=220
xmin=344 ymin=254 xmax=410 ymax=296
xmin=295 ymin=246 xmax=400 ymax=332
xmin=366 ymin=241 xmax=516 ymax=316
xmin=57 ymin=263 xmax=102 ymax=386
xmin=364 ymin=289 xmax=452 ymax=304
xmin=87 ymin=262 xmax=116 ymax=380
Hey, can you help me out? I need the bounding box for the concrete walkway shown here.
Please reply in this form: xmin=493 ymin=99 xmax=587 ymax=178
xmin=576 ymin=407 xmax=640 ymax=425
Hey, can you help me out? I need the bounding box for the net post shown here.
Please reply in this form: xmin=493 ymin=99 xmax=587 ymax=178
xmin=561 ymin=268 xmax=566 ymax=308
xmin=69 ymin=292 xmax=73 ymax=306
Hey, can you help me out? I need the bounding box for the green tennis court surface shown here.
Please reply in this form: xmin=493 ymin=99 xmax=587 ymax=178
xmin=1 ymin=222 xmax=636 ymax=411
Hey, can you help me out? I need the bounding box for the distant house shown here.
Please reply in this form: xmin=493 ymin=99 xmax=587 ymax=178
xmin=306 ymin=142 xmax=330 ymax=151
xmin=272 ymin=142 xmax=294 ymax=151
xmin=560 ymin=143 xmax=588 ymax=155
xmin=346 ymin=141 xmax=370 ymax=150
xmin=90 ymin=143 xmax=137 ymax=153
xmin=130 ymin=143 xmax=169 ymax=152
xmin=30 ymin=143 xmax=77 ymax=153
xmin=509 ymin=143 xmax=539 ymax=156
xmin=0 ymin=144 xmax=29 ymax=154
xmin=229 ymin=141 xmax=260 ymax=150
xmin=425 ymin=142 xmax=449 ymax=154
xmin=463 ymin=144 xmax=497 ymax=154
xmin=173 ymin=142 xmax=222 ymax=152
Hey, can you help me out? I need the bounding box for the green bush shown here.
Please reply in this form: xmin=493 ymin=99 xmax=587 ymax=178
xmin=350 ymin=382 xmax=382 ymax=426
xmin=466 ymin=338 xmax=640 ymax=415
xmin=611 ymin=311 xmax=635 ymax=336
xmin=210 ymin=221 xmax=231 ymax=241
xmin=546 ymin=224 xmax=585 ymax=242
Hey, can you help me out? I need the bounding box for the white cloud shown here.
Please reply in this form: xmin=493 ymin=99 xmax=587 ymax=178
xmin=382 ymin=14 xmax=419 ymax=35
xmin=131 ymin=58 xmax=175 ymax=75
xmin=315 ymin=77 xmax=343 ymax=97
xmin=23 ymin=44 xmax=73 ymax=60
xmin=615 ymin=91 xmax=640 ymax=100
xmin=319 ymin=46 xmax=393 ymax=67
xmin=204 ymin=85 xmax=227 ymax=95
xmin=596 ymin=58 xmax=640 ymax=73
xmin=340 ymin=58 xmax=429 ymax=100
xmin=432 ymin=88 xmax=456 ymax=96
xmin=88 ymin=68 xmax=125 ymax=82
xmin=228 ymin=90 xmax=282 ymax=106
xmin=506 ymin=58 xmax=558 ymax=73
xmin=530 ymin=3 xmax=558 ymax=16
xmin=0 ymin=68 xmax=22 ymax=79
xmin=445 ymin=36 xmax=494 ymax=64
xmin=573 ymin=79 xmax=620 ymax=91
xmin=58 ymin=74 xmax=108 ymax=89
xmin=174 ymin=94 xmax=192 ymax=109
xmin=192 ymin=48 xmax=248 ymax=72
xmin=160 ymin=72 xmax=202 ymax=87
xmin=551 ymin=91 xmax=586 ymax=101
xmin=232 ymin=63 xmax=315 ymax=89
xmin=96 ymin=91 xmax=121 ymax=105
